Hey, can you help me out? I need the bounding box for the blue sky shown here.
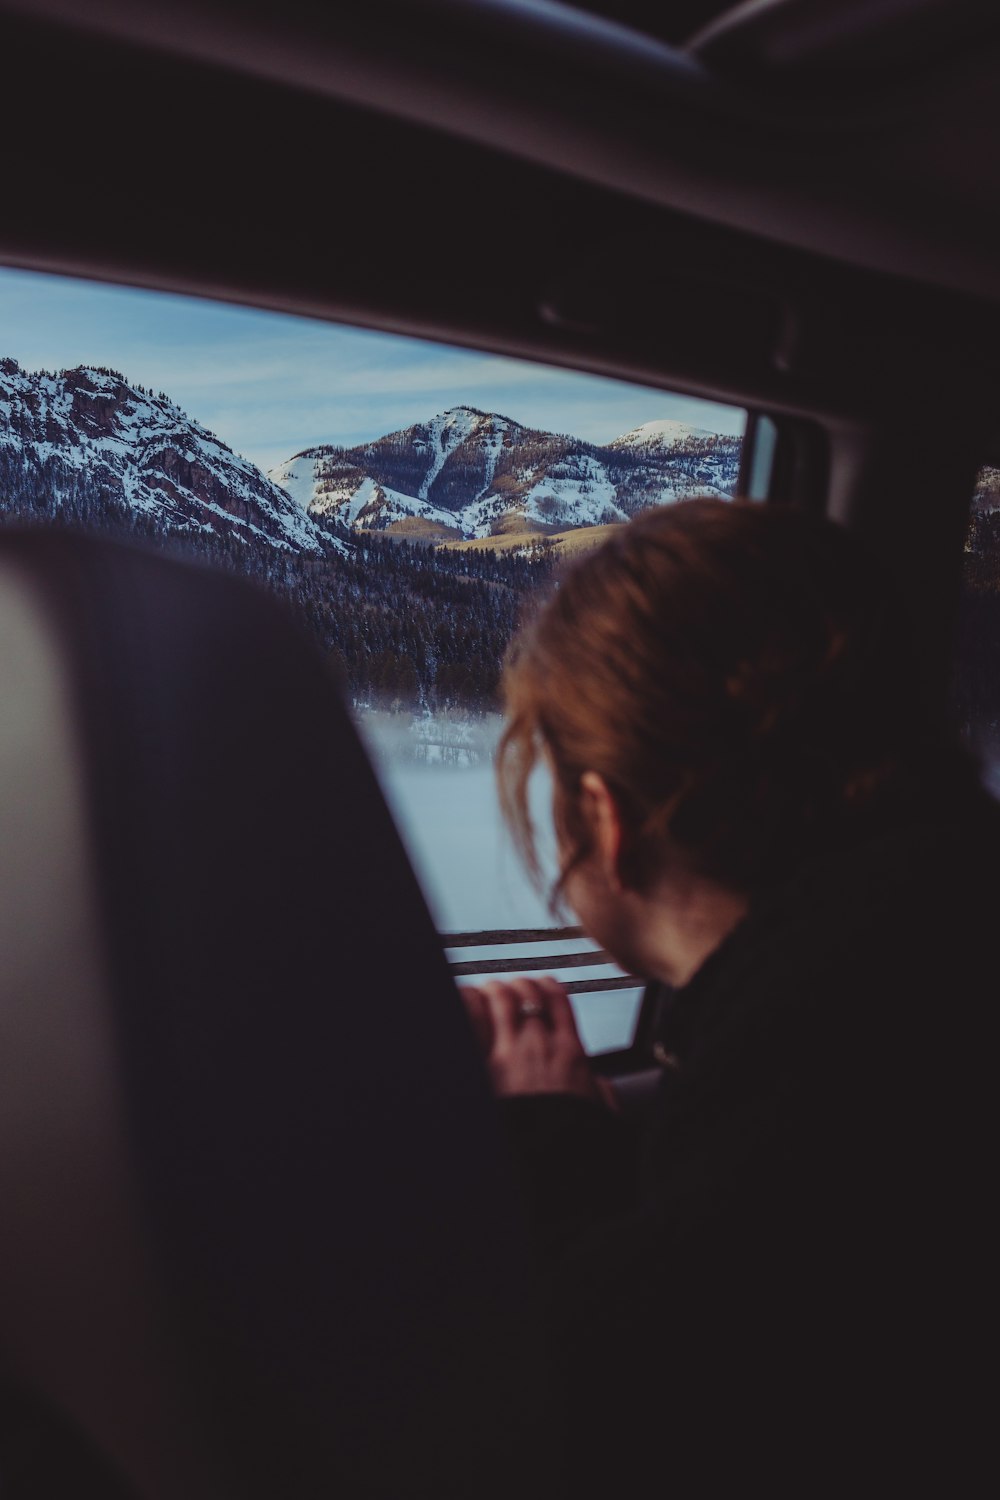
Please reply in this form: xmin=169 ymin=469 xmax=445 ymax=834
xmin=0 ymin=266 xmax=745 ymax=473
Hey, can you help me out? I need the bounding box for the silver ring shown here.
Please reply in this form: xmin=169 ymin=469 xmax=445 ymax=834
xmin=518 ymin=1000 xmax=547 ymax=1021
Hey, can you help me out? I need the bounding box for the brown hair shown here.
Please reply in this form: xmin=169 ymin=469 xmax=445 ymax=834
xmin=498 ymin=498 xmax=966 ymax=905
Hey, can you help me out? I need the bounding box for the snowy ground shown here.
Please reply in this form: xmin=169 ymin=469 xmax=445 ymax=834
xmin=356 ymin=710 xmax=644 ymax=1055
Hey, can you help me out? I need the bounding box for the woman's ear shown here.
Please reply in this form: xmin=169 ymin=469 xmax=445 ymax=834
xmin=579 ymin=772 xmax=626 ymax=889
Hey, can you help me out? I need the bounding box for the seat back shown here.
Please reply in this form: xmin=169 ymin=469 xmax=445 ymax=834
xmin=0 ymin=531 xmax=557 ymax=1498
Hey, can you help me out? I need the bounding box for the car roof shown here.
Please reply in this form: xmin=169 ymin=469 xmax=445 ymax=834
xmin=3 ymin=0 xmax=1000 ymax=427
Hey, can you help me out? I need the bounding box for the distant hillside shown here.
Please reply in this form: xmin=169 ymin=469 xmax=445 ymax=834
xmin=270 ymin=406 xmax=742 ymax=539
xmin=442 ymin=522 xmax=624 ymax=560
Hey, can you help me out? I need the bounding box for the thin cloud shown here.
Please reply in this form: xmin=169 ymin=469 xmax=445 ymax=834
xmin=0 ymin=265 xmax=745 ymax=473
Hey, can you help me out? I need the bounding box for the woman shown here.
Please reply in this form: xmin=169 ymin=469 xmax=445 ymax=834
xmin=461 ymin=499 xmax=995 ymax=1496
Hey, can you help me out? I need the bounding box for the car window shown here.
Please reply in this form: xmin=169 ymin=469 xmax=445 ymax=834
xmin=0 ymin=265 xmax=746 ymax=1054
xmin=954 ymin=465 xmax=1000 ymax=797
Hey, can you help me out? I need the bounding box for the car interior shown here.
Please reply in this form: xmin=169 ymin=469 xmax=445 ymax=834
xmin=2 ymin=0 xmax=999 ymax=1494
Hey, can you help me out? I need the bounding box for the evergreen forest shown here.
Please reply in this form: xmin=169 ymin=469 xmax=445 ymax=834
xmin=0 ymin=450 xmax=553 ymax=713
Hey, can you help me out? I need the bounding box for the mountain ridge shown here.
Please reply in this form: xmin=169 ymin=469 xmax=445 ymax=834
xmin=2 ymin=360 xmax=741 ymax=557
xmin=0 ymin=356 xmax=341 ymax=556
xmin=269 ymin=404 xmax=741 ymax=540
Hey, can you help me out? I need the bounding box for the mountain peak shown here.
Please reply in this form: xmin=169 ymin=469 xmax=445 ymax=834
xmin=442 ymin=404 xmax=487 ymax=419
xmin=271 ymin=406 xmax=741 ymax=539
xmin=64 ymin=364 xmax=130 ymax=385
xmin=436 ymin=405 xmax=521 ymax=429
xmin=1 ymin=358 xmax=331 ymax=555
xmin=611 ymin=418 xmax=715 ymax=448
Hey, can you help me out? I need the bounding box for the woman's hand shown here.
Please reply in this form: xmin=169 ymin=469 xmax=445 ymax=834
xmin=461 ymin=975 xmax=617 ymax=1108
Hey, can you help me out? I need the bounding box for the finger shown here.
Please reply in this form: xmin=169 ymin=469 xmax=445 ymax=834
xmin=508 ymin=977 xmax=555 ymax=1025
xmin=458 ymin=985 xmax=493 ymax=1055
xmin=479 ymin=982 xmax=523 ymax=1050
xmin=536 ymin=976 xmax=583 ymax=1042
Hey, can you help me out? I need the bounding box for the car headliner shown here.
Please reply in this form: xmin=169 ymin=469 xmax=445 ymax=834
xmin=2 ymin=0 xmax=1000 ymax=431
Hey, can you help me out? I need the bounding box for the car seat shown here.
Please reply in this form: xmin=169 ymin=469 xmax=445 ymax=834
xmin=0 ymin=530 xmax=558 ymax=1499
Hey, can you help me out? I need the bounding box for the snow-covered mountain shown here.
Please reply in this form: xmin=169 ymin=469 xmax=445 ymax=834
xmin=0 ymin=363 xmax=742 ymax=559
xmin=610 ymin=418 xmax=712 ymax=450
xmin=0 ymin=357 xmax=335 ymax=554
xmin=270 ymin=406 xmax=742 ymax=540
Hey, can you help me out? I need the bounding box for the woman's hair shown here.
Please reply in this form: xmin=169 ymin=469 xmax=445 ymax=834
xmin=498 ymin=497 xmax=972 ymax=903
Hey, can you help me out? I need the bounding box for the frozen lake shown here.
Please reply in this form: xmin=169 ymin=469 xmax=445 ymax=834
xmin=357 ymin=712 xmax=644 ymax=1055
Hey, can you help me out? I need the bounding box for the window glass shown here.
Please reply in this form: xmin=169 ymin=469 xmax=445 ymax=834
xmin=955 ymin=465 xmax=1000 ymax=796
xmin=0 ymin=267 xmax=745 ymax=1052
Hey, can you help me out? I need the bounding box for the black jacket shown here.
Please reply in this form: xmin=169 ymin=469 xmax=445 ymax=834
xmin=500 ymin=804 xmax=998 ymax=1495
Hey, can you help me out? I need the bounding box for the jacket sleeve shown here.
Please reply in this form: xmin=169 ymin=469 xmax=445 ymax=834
xmin=492 ymin=1036 xmax=831 ymax=1495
